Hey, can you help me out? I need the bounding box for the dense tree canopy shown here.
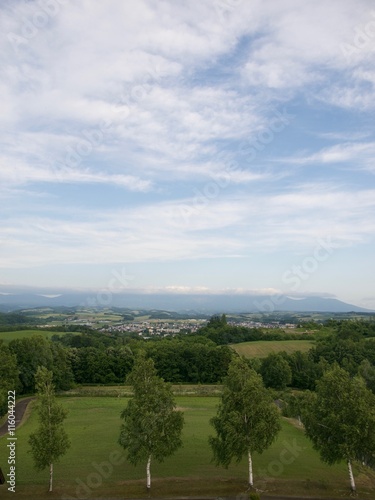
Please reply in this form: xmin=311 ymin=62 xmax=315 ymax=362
xmin=8 ymin=336 xmax=74 ymax=393
xmin=2 ymin=317 xmax=375 ymax=397
xmin=260 ymin=353 xmax=292 ymax=390
xmin=8 ymin=336 xmax=54 ymax=393
xmin=310 ymin=337 xmax=375 ymax=376
xmin=146 ymin=339 xmax=232 ymax=383
xmin=286 ymin=350 xmax=322 ymax=390
xmin=0 ymin=341 xmax=19 ymax=417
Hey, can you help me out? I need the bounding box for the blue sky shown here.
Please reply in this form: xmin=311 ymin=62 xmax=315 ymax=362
xmin=1 ymin=0 xmax=375 ymax=309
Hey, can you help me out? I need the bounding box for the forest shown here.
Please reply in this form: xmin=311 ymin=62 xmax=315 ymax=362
xmin=1 ymin=315 xmax=375 ymax=411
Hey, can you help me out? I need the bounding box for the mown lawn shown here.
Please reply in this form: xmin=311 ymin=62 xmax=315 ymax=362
xmin=0 ymin=396 xmax=373 ymax=498
xmin=231 ymin=339 xmax=314 ymax=358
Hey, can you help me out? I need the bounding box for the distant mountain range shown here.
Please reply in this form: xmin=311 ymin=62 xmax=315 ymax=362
xmin=0 ymin=287 xmax=372 ymax=313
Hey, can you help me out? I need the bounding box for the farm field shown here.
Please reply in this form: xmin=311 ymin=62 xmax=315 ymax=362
xmin=231 ymin=339 xmax=314 ymax=358
xmin=0 ymin=396 xmax=374 ymax=498
xmin=0 ymin=329 xmax=78 ymax=343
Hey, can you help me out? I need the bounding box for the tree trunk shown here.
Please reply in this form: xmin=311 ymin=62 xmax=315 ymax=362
xmin=248 ymin=450 xmax=253 ymax=487
xmin=146 ymin=455 xmax=151 ymax=490
xmin=49 ymin=463 xmax=53 ymax=492
xmin=347 ymin=459 xmax=356 ymax=492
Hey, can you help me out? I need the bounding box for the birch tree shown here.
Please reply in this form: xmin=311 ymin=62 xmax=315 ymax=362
xmin=118 ymin=354 xmax=184 ymax=490
xmin=28 ymin=366 xmax=70 ymax=492
xmin=209 ymin=357 xmax=281 ymax=488
xmin=303 ymin=365 xmax=375 ymax=493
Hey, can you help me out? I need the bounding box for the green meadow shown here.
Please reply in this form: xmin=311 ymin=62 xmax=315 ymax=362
xmin=231 ymin=339 xmax=314 ymax=358
xmin=0 ymin=330 xmax=78 ymax=343
xmin=1 ymin=396 xmax=374 ymax=498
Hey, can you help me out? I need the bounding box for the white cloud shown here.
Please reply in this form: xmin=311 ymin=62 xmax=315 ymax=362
xmin=0 ymin=155 xmax=151 ymax=191
xmin=0 ymin=0 xmax=374 ymax=304
xmin=282 ymin=141 xmax=375 ymax=173
xmin=1 ymin=0 xmax=373 ymax=190
xmin=1 ymin=183 xmax=375 ymax=269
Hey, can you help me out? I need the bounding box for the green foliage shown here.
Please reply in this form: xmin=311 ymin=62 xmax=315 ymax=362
xmin=324 ymin=319 xmax=375 ymax=338
xmin=282 ymin=390 xmax=314 ymax=421
xmin=0 ymin=312 xmax=38 ymax=326
xmin=8 ymin=335 xmax=74 ymax=393
xmin=286 ymin=350 xmax=322 ymax=390
xmin=69 ymin=345 xmax=134 ymax=384
xmin=28 ymin=367 xmax=70 ymax=490
xmin=8 ymin=336 xmax=53 ymax=393
xmin=209 ymin=357 xmax=281 ymax=483
xmin=249 ymin=493 xmax=261 ymax=500
xmin=310 ymin=336 xmax=375 ymax=376
xmin=4 ymin=316 xmax=375 ymax=396
xmin=260 ymin=352 xmax=292 ymax=390
xmin=119 ymin=354 xmax=184 ymax=487
xmin=207 ymin=314 xmax=228 ymax=328
xmin=358 ymin=359 xmax=375 ymax=393
xmin=297 ymin=320 xmax=323 ymax=330
xmin=0 ymin=341 xmax=19 ymax=416
xmin=58 ymin=336 xmax=230 ymax=386
xmin=50 ymin=342 xmax=74 ymax=391
xmin=52 ymin=329 xmax=117 ymax=347
xmin=145 ymin=340 xmax=233 ymax=383
xmin=197 ymin=317 xmax=304 ymax=346
xmin=303 ymin=366 xmax=375 ymax=468
xmin=336 ymin=321 xmax=363 ymax=341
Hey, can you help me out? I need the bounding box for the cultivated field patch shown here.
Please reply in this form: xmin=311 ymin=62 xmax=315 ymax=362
xmin=231 ymin=339 xmax=314 ymax=358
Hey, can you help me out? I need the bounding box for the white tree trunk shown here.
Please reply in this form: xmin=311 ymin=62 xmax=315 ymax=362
xmin=347 ymin=459 xmax=356 ymax=492
xmin=49 ymin=463 xmax=53 ymax=492
xmin=146 ymin=455 xmax=151 ymax=490
xmin=248 ymin=450 xmax=253 ymax=487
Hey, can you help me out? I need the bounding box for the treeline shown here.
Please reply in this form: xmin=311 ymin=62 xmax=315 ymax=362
xmin=324 ymin=318 xmax=375 ymax=337
xmin=193 ymin=313 xmax=312 ymax=344
xmin=0 ymin=334 xmax=232 ymax=416
xmin=193 ymin=315 xmax=375 ymax=393
xmin=254 ymin=329 xmax=375 ymax=393
xmin=2 ymin=315 xmax=375 ymax=418
xmin=0 ymin=311 xmax=40 ymax=329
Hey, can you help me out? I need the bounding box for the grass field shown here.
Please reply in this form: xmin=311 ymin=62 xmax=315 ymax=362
xmin=62 ymin=384 xmax=223 ymax=397
xmin=0 ymin=396 xmax=374 ymax=498
xmin=0 ymin=329 xmax=78 ymax=343
xmin=231 ymin=340 xmax=314 ymax=358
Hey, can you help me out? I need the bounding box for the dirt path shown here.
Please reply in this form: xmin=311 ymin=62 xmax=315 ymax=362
xmin=0 ymin=397 xmax=34 ymax=437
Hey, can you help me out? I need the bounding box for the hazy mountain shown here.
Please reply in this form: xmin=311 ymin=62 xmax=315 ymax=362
xmin=0 ymin=288 xmax=372 ymax=313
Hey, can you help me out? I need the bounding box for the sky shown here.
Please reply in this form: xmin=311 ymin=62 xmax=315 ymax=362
xmin=1 ymin=0 xmax=375 ymax=309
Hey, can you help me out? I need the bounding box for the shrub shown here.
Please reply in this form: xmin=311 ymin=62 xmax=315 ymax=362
xmin=249 ymin=492 xmax=261 ymax=500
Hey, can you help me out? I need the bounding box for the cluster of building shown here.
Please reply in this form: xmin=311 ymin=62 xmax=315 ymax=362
xmin=100 ymin=320 xmax=206 ymax=336
xmin=229 ymin=320 xmax=297 ymax=329
xmin=98 ymin=319 xmax=297 ymax=337
xmin=40 ymin=312 xmax=298 ymax=336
